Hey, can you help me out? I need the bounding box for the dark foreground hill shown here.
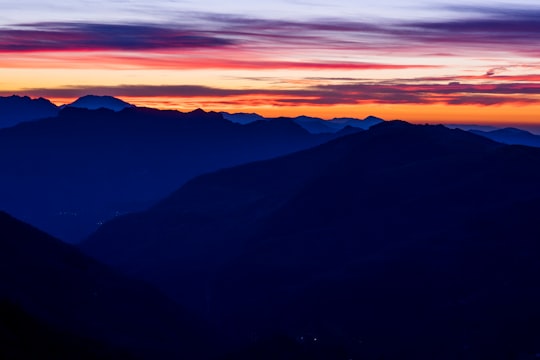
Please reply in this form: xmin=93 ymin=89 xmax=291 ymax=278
xmin=0 ymin=211 xmax=210 ymax=359
xmin=83 ymin=121 xmax=540 ymax=359
xmin=0 ymin=106 xmax=349 ymax=242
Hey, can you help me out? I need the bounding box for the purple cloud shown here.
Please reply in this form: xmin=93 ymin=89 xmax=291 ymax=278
xmin=9 ymin=79 xmax=540 ymax=107
xmin=0 ymin=22 xmax=234 ymax=52
xmin=3 ymin=6 xmax=540 ymax=55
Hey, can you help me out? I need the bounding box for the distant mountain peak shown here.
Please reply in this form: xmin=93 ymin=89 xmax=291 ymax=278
xmin=189 ymin=108 xmax=208 ymax=116
xmin=221 ymin=112 xmax=266 ymax=124
xmin=67 ymin=95 xmax=134 ymax=112
xmin=364 ymin=115 xmax=384 ymax=122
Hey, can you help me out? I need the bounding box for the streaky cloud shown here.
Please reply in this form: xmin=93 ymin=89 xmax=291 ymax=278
xmin=10 ymin=80 xmax=540 ymax=107
xmin=0 ymin=22 xmax=234 ymax=52
xmin=2 ymin=6 xmax=540 ymax=55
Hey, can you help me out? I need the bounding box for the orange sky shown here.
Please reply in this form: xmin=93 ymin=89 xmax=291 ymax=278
xmin=1 ymin=3 xmax=540 ymax=125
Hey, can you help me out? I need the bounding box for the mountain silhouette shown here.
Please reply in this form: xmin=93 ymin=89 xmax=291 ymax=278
xmin=290 ymin=115 xmax=382 ymax=134
xmin=221 ymin=112 xmax=266 ymax=124
xmin=445 ymin=123 xmax=500 ymax=132
xmin=328 ymin=115 xmax=383 ymax=129
xmin=66 ymin=95 xmax=134 ymax=111
xmin=221 ymin=112 xmax=383 ymax=133
xmin=290 ymin=115 xmax=340 ymax=133
xmin=83 ymin=121 xmax=540 ymax=359
xmin=0 ymin=211 xmax=210 ymax=359
xmin=471 ymin=127 xmax=540 ymax=147
xmin=0 ymin=106 xmax=345 ymax=242
xmin=0 ymin=95 xmax=59 ymax=128
xmin=0 ymin=298 xmax=133 ymax=360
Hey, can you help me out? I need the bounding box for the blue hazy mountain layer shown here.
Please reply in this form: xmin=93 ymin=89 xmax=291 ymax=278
xmin=222 ymin=112 xmax=383 ymax=133
xmin=0 ymin=106 xmax=356 ymax=242
xmin=470 ymin=127 xmax=540 ymax=147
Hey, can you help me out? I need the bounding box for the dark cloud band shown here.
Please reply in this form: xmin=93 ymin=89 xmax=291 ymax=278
xmin=0 ymin=22 xmax=234 ymax=51
xmin=2 ymin=6 xmax=540 ymax=54
xmin=9 ymin=80 xmax=540 ymax=106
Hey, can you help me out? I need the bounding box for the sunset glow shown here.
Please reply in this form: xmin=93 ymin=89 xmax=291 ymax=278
xmin=2 ymin=1 xmax=540 ymax=124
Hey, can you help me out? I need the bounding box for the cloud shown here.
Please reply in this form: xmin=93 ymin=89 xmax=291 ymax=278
xmin=199 ymin=9 xmax=540 ymax=56
xmin=0 ymin=22 xmax=234 ymax=52
xmin=392 ymin=9 xmax=540 ymax=56
xmin=9 ymin=79 xmax=540 ymax=107
xmin=3 ymin=5 xmax=540 ymax=109
xmin=446 ymin=95 xmax=538 ymax=106
xmin=0 ymin=52 xmax=439 ymax=70
xmin=485 ymin=67 xmax=506 ymax=76
xmin=3 ymin=6 xmax=540 ymax=56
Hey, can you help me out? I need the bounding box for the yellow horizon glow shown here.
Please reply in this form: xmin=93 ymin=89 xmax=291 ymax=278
xmin=1 ymin=33 xmax=539 ymax=127
xmin=38 ymin=95 xmax=540 ymax=126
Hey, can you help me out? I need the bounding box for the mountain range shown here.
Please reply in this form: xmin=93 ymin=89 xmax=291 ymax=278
xmin=2 ymin=94 xmax=540 ymax=140
xmin=0 ymin=104 xmax=361 ymax=242
xmin=4 ymin=94 xmax=540 ymax=358
xmin=0 ymin=95 xmax=59 ymax=128
xmin=0 ymin=95 xmax=381 ymax=132
xmin=0 ymin=95 xmax=141 ymax=129
xmin=82 ymin=121 xmax=540 ymax=359
xmin=221 ymin=112 xmax=383 ymax=133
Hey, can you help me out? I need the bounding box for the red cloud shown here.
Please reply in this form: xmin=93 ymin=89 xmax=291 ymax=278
xmin=8 ymin=80 xmax=540 ymax=107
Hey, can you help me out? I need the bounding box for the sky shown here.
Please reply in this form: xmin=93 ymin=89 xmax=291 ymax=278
xmin=1 ymin=0 xmax=540 ymax=124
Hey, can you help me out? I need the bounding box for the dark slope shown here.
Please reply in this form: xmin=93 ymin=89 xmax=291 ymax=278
xmin=0 ymin=106 xmax=340 ymax=242
xmin=83 ymin=122 xmax=540 ymax=359
xmin=0 ymin=95 xmax=59 ymax=128
xmin=0 ymin=211 xmax=210 ymax=359
xmin=0 ymin=299 xmax=132 ymax=360
xmin=471 ymin=127 xmax=540 ymax=147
